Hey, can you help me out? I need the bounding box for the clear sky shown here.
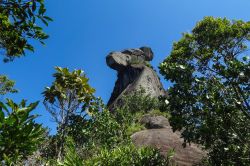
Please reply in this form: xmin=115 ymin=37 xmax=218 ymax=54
xmin=1 ymin=0 xmax=250 ymax=134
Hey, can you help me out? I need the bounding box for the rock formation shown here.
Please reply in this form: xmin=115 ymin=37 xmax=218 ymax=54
xmin=106 ymin=47 xmax=206 ymax=166
xmin=106 ymin=47 xmax=166 ymax=109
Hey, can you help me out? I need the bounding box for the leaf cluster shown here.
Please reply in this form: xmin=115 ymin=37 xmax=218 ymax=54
xmin=0 ymin=99 xmax=45 ymax=165
xmin=0 ymin=0 xmax=52 ymax=62
xmin=0 ymin=75 xmax=17 ymax=95
xmin=43 ymin=67 xmax=95 ymax=106
xmin=83 ymin=143 xmax=169 ymax=166
xmin=60 ymin=138 xmax=171 ymax=166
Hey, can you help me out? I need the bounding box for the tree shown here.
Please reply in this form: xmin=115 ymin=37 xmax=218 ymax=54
xmin=42 ymin=67 xmax=95 ymax=160
xmin=0 ymin=99 xmax=45 ymax=165
xmin=0 ymin=0 xmax=52 ymax=62
xmin=0 ymin=75 xmax=17 ymax=96
xmin=159 ymin=17 xmax=250 ymax=165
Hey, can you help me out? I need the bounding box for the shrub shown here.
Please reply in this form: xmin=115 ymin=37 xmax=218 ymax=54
xmin=120 ymin=88 xmax=159 ymax=114
xmin=0 ymin=99 xmax=45 ymax=165
xmin=84 ymin=144 xmax=170 ymax=166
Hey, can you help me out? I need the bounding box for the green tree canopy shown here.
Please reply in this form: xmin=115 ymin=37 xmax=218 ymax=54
xmin=159 ymin=17 xmax=250 ymax=165
xmin=0 ymin=0 xmax=52 ymax=62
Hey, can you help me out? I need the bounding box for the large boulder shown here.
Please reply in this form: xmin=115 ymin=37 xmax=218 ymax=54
xmin=132 ymin=115 xmax=206 ymax=166
xmin=140 ymin=115 xmax=170 ymax=129
xmin=131 ymin=128 xmax=205 ymax=166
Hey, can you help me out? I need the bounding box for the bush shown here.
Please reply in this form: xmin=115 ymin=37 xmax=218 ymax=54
xmin=120 ymin=88 xmax=160 ymax=114
xmin=86 ymin=109 xmax=126 ymax=149
xmin=113 ymin=88 xmax=168 ymax=136
xmin=0 ymin=99 xmax=45 ymax=165
xmin=60 ymin=140 xmax=170 ymax=166
xmin=84 ymin=144 xmax=169 ymax=166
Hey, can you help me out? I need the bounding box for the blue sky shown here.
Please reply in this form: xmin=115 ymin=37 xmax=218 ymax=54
xmin=1 ymin=0 xmax=250 ymax=133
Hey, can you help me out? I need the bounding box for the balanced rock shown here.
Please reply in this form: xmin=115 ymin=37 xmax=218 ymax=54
xmin=106 ymin=46 xmax=165 ymax=109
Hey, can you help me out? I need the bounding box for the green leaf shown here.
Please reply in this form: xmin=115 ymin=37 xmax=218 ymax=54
xmin=0 ymin=109 xmax=4 ymax=122
xmin=44 ymin=16 xmax=53 ymax=22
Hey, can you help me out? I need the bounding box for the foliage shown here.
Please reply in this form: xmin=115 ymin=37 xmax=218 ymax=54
xmin=72 ymin=88 xmax=163 ymax=155
xmin=56 ymin=90 xmax=164 ymax=164
xmin=0 ymin=75 xmax=17 ymax=95
xmin=159 ymin=17 xmax=250 ymax=165
xmin=120 ymin=88 xmax=160 ymax=114
xmin=147 ymin=109 xmax=170 ymax=118
xmin=0 ymin=99 xmax=45 ymax=165
xmin=39 ymin=134 xmax=58 ymax=161
xmin=60 ymin=139 xmax=171 ymax=166
xmin=111 ymin=88 xmax=169 ymax=138
xmin=125 ymin=122 xmax=145 ymax=136
xmin=145 ymin=61 xmax=153 ymax=68
xmin=86 ymin=109 xmax=126 ymax=149
xmin=42 ymin=67 xmax=95 ymax=160
xmin=114 ymin=88 xmax=167 ymax=134
xmin=84 ymin=144 xmax=170 ymax=166
xmin=64 ymin=100 xmax=131 ymax=160
xmin=58 ymin=138 xmax=83 ymax=166
xmin=0 ymin=0 xmax=52 ymax=62
xmin=65 ymin=114 xmax=89 ymax=146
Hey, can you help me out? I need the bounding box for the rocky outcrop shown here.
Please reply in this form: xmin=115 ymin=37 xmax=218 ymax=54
xmin=106 ymin=47 xmax=206 ymax=165
xmin=106 ymin=47 xmax=165 ymax=109
xmin=140 ymin=114 xmax=170 ymax=129
xmin=132 ymin=115 xmax=206 ymax=166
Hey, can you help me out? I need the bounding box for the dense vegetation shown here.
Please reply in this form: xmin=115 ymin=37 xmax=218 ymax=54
xmin=159 ymin=17 xmax=250 ymax=165
xmin=1 ymin=68 xmax=172 ymax=165
xmin=0 ymin=1 xmax=249 ymax=164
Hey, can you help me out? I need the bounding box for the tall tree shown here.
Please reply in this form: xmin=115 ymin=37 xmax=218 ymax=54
xmin=42 ymin=67 xmax=95 ymax=160
xmin=159 ymin=17 xmax=250 ymax=165
xmin=0 ymin=0 xmax=52 ymax=62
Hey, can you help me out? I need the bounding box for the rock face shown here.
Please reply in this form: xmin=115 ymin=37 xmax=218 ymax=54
xmin=140 ymin=115 xmax=170 ymax=129
xmin=106 ymin=47 xmax=165 ymax=109
xmin=132 ymin=115 xmax=206 ymax=166
xmin=106 ymin=47 xmax=206 ymax=165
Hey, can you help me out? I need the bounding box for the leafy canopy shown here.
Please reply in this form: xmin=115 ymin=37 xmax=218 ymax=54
xmin=43 ymin=67 xmax=95 ymax=106
xmin=43 ymin=67 xmax=95 ymax=123
xmin=159 ymin=17 xmax=250 ymax=165
xmin=0 ymin=0 xmax=52 ymax=62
